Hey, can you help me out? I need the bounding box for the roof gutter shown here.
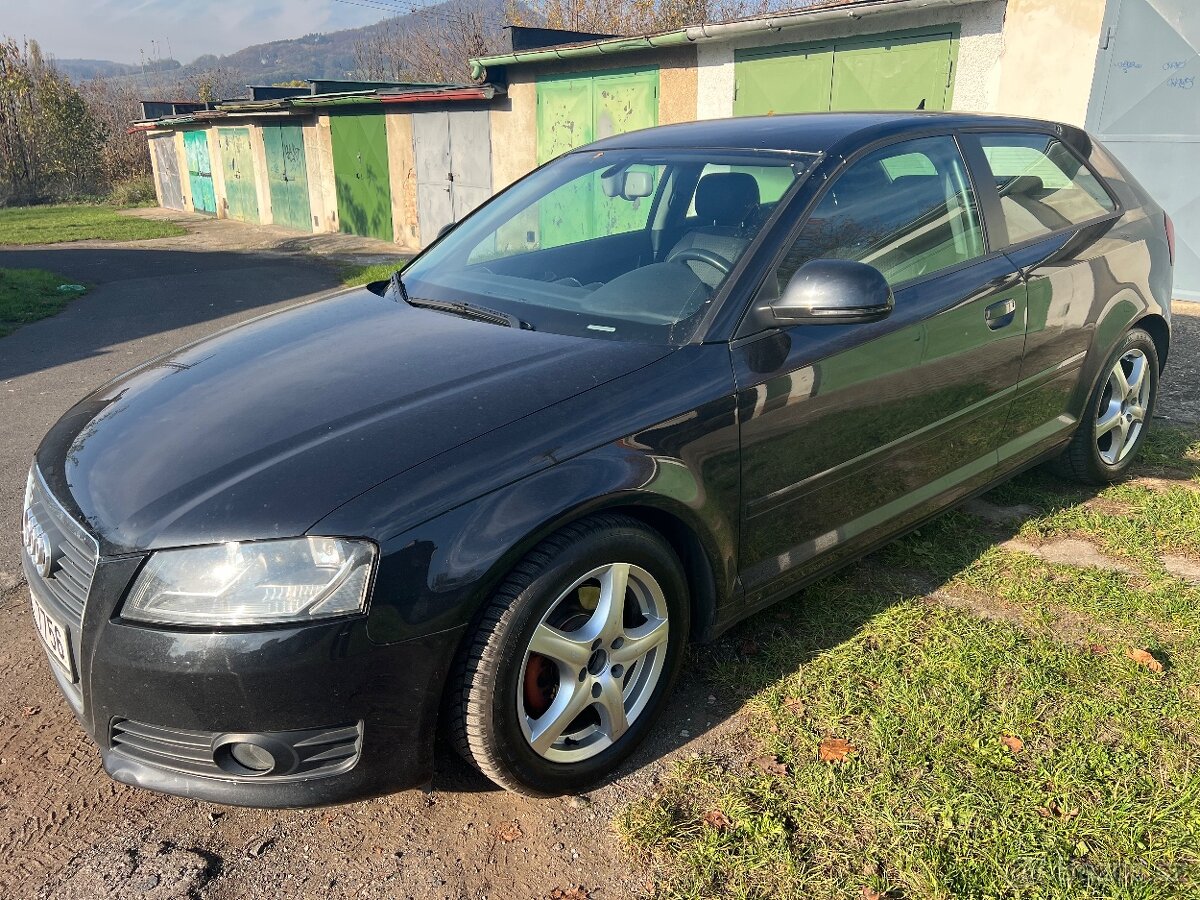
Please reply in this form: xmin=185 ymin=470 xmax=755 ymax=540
xmin=469 ymin=0 xmax=985 ymax=81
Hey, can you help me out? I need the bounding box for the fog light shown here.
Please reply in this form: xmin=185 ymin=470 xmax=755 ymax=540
xmin=229 ymin=742 xmax=275 ymax=772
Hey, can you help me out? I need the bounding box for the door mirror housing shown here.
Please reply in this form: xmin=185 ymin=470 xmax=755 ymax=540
xmin=767 ymin=259 xmax=894 ymax=326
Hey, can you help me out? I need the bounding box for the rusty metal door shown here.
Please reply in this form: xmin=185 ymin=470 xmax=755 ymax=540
xmin=183 ymin=131 xmax=216 ymax=215
xmin=150 ymin=134 xmax=184 ymax=210
xmin=217 ymin=127 xmax=260 ymax=223
xmin=449 ymin=110 xmax=492 ymax=222
xmin=535 ymin=68 xmax=658 ymax=246
xmin=330 ymin=113 xmax=393 ymax=241
xmin=264 ymin=124 xmax=312 ymax=232
xmin=412 ymin=110 xmax=492 ymax=245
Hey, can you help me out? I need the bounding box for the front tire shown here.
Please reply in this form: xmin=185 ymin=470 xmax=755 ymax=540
xmin=1053 ymin=327 xmax=1159 ymax=484
xmin=449 ymin=514 xmax=690 ymax=797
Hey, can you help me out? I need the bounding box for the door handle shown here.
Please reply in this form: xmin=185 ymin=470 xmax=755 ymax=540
xmin=985 ymin=298 xmax=1017 ymax=330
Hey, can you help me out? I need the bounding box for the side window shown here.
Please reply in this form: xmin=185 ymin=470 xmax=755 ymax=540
xmin=978 ymin=133 xmax=1116 ymax=245
xmin=771 ymin=135 xmax=985 ymax=291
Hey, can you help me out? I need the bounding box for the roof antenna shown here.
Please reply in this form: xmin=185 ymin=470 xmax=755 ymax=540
xmin=916 ymin=99 xmax=926 ymax=110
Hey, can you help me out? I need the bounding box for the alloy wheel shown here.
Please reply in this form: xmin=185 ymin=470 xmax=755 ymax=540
xmin=517 ymin=562 xmax=669 ymax=763
xmin=1096 ymin=348 xmax=1151 ymax=466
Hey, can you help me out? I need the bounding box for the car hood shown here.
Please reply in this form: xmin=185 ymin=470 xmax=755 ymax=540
xmin=37 ymin=287 xmax=671 ymax=552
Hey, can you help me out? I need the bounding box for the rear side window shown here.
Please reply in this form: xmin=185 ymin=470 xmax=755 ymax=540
xmin=977 ymin=133 xmax=1116 ymax=245
xmin=770 ymin=135 xmax=985 ymax=290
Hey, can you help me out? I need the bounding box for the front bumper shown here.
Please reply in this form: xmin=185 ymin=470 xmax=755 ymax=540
xmin=24 ymin=548 xmax=465 ymax=808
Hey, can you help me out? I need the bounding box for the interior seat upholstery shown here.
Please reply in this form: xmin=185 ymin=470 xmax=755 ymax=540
xmin=669 ymin=172 xmax=761 ymax=287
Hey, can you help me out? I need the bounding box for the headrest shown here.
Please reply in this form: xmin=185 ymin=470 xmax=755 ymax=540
xmin=1005 ymin=175 xmax=1045 ymax=197
xmin=695 ymin=172 xmax=760 ymax=227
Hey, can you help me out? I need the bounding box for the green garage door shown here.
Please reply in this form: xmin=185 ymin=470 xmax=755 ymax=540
xmin=734 ymin=45 xmax=834 ymax=116
xmin=536 ymin=68 xmax=659 ymax=246
xmin=183 ymin=130 xmax=216 ymax=215
xmin=263 ymin=124 xmax=312 ymax=233
xmin=217 ymin=127 xmax=260 ymax=223
xmin=735 ymin=29 xmax=957 ymax=116
xmin=330 ymin=113 xmax=393 ymax=242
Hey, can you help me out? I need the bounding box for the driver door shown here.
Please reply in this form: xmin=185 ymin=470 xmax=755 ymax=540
xmin=733 ymin=134 xmax=1028 ymax=605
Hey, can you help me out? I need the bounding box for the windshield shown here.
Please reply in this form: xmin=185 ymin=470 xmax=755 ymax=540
xmin=402 ymin=147 xmax=819 ymax=344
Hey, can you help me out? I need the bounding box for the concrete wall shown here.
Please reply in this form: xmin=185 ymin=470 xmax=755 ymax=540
xmin=385 ymin=110 xmax=422 ymax=251
xmin=248 ymin=123 xmax=273 ymax=225
xmin=304 ymin=115 xmax=340 ymax=234
xmin=490 ymin=87 xmax=535 ymax=192
xmin=695 ymin=0 xmax=1008 ymax=118
xmin=996 ymin=0 xmax=1108 ymax=125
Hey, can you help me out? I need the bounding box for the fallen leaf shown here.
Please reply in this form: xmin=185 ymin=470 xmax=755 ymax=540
xmin=546 ymin=887 xmax=590 ymax=900
xmin=818 ymin=738 xmax=856 ymax=763
xmin=861 ymin=888 xmax=884 ymax=900
xmin=738 ymin=639 xmax=760 ymax=656
xmin=1088 ymin=643 xmax=1107 ymax=656
xmin=701 ymin=809 xmax=733 ymax=830
xmin=497 ymin=821 xmax=523 ymax=843
xmin=783 ymin=697 xmax=806 ymax=717
xmin=22 ymin=706 xmax=39 ymax=716
xmin=752 ymin=754 xmax=788 ymax=776
xmin=1125 ymin=647 xmax=1164 ymax=673
xmin=1000 ymin=735 xmax=1024 ymax=754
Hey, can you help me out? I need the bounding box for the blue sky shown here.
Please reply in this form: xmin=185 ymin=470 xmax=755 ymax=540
xmin=5 ymin=0 xmax=401 ymax=63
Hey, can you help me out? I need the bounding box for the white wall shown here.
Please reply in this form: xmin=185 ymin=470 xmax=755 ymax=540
xmin=695 ymin=0 xmax=1008 ymax=119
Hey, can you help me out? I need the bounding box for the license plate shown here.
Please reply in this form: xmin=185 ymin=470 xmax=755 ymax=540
xmin=31 ymin=594 xmax=75 ymax=679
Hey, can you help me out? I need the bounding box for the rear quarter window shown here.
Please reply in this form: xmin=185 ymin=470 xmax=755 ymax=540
xmin=978 ymin=134 xmax=1116 ymax=245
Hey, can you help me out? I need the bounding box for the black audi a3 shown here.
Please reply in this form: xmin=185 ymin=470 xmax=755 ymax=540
xmin=22 ymin=113 xmax=1173 ymax=805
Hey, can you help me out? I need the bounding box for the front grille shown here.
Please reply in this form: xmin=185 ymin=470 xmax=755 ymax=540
xmin=110 ymin=719 xmax=363 ymax=782
xmin=24 ymin=468 xmax=99 ymax=627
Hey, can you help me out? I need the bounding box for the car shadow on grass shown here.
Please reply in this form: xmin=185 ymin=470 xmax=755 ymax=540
xmin=429 ymin=427 xmax=1200 ymax=796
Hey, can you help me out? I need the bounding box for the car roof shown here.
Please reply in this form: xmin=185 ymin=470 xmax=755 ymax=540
xmin=581 ymin=112 xmax=1071 ymax=156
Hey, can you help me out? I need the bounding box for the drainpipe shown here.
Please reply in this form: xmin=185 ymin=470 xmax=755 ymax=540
xmin=470 ymin=0 xmax=986 ymax=82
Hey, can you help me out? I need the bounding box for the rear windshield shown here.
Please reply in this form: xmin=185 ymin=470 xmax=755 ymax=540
xmin=402 ymin=147 xmax=819 ymax=344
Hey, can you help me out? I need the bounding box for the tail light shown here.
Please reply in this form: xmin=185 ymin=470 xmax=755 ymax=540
xmin=1166 ymin=212 xmax=1176 ymax=266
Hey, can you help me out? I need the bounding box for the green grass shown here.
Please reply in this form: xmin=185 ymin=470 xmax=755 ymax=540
xmin=0 ymin=205 xmax=186 ymax=245
xmin=0 ymin=268 xmax=89 ymax=337
xmin=337 ymin=260 xmax=409 ymax=287
xmin=621 ymin=425 xmax=1200 ymax=899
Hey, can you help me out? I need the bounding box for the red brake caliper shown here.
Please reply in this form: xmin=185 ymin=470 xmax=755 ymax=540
xmin=523 ymin=654 xmax=555 ymax=717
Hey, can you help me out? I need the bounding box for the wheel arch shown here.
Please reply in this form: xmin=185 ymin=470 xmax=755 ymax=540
xmin=1133 ymin=312 xmax=1170 ymax=371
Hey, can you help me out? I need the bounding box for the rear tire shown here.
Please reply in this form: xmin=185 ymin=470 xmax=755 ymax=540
xmin=448 ymin=514 xmax=689 ymax=797
xmin=1052 ymin=327 xmax=1158 ymax=484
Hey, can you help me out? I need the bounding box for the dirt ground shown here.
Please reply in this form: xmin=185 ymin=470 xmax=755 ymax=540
xmin=0 ymin=217 xmax=1195 ymax=899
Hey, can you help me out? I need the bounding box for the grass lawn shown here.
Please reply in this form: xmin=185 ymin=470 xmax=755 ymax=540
xmin=337 ymin=259 xmax=409 ymax=287
xmin=621 ymin=427 xmax=1200 ymax=899
xmin=0 ymin=268 xmax=89 ymax=337
xmin=0 ymin=205 xmax=186 ymax=245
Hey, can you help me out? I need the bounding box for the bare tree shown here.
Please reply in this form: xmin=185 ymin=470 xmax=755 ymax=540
xmin=77 ymin=77 xmax=151 ymax=185
xmin=508 ymin=0 xmax=773 ymax=34
xmin=354 ymin=2 xmax=508 ymax=83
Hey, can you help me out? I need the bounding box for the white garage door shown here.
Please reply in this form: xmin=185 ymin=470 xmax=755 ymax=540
xmin=1088 ymin=0 xmax=1200 ymax=299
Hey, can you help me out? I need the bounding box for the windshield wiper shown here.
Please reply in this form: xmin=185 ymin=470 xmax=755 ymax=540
xmin=391 ymin=272 xmax=531 ymax=330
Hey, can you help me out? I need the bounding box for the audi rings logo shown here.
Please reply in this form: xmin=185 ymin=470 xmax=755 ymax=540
xmin=22 ymin=508 xmax=52 ymax=578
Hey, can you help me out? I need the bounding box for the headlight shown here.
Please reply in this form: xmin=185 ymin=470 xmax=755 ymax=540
xmin=122 ymin=537 xmax=376 ymax=627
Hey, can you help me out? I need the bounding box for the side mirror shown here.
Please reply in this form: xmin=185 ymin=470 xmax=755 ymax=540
xmin=768 ymin=259 xmax=894 ymax=326
xmin=436 ymin=222 xmax=455 ymax=240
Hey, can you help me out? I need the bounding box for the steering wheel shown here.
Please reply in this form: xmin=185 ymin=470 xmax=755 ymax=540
xmin=667 ymin=247 xmax=733 ymax=276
